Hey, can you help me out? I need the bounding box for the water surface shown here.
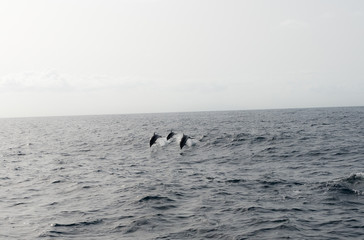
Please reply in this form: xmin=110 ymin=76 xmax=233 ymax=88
xmin=1 ymin=107 xmax=364 ymax=239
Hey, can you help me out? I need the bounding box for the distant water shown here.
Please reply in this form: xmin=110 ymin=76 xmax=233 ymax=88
xmin=1 ymin=107 xmax=364 ymax=239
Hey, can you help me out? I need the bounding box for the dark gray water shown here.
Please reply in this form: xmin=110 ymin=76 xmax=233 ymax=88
xmin=1 ymin=107 xmax=364 ymax=239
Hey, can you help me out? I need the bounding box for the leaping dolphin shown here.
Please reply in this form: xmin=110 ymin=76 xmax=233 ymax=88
xmin=180 ymin=134 xmax=190 ymax=149
xmin=150 ymin=133 xmax=162 ymax=147
xmin=166 ymin=131 xmax=175 ymax=140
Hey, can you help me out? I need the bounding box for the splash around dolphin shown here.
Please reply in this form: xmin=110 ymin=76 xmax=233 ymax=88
xmin=149 ymin=132 xmax=194 ymax=149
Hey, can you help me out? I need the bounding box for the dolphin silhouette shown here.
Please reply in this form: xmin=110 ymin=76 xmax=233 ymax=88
xmin=150 ymin=133 xmax=162 ymax=147
xmin=180 ymin=134 xmax=190 ymax=149
xmin=166 ymin=131 xmax=175 ymax=140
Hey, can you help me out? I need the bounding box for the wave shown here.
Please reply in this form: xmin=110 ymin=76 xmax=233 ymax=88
xmin=39 ymin=219 xmax=104 ymax=238
xmin=137 ymin=195 xmax=177 ymax=210
xmin=327 ymin=173 xmax=364 ymax=195
xmin=51 ymin=219 xmax=103 ymax=227
xmin=207 ymin=131 xmax=298 ymax=150
xmin=138 ymin=195 xmax=175 ymax=203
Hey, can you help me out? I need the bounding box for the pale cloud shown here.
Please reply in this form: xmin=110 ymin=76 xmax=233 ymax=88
xmin=0 ymin=70 xmax=154 ymax=93
xmin=163 ymin=78 xmax=228 ymax=94
xmin=0 ymin=69 xmax=230 ymax=96
xmin=320 ymin=12 xmax=336 ymax=20
xmin=0 ymin=70 xmax=69 ymax=91
xmin=279 ymin=19 xmax=308 ymax=29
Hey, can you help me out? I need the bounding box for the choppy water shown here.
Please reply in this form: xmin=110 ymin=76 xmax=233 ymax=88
xmin=1 ymin=107 xmax=364 ymax=239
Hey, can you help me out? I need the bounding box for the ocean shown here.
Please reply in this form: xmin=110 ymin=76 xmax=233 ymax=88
xmin=1 ymin=107 xmax=364 ymax=239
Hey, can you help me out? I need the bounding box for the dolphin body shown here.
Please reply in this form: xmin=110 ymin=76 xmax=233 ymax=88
xmin=180 ymin=134 xmax=190 ymax=149
xmin=166 ymin=131 xmax=175 ymax=140
xmin=150 ymin=133 xmax=162 ymax=147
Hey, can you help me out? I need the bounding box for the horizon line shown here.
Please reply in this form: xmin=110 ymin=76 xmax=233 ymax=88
xmin=1 ymin=105 xmax=363 ymax=120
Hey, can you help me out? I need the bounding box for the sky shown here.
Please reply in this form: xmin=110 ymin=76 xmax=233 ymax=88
xmin=0 ymin=0 xmax=363 ymax=118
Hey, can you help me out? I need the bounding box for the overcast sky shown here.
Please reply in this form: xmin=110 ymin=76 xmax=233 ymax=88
xmin=1 ymin=0 xmax=363 ymax=118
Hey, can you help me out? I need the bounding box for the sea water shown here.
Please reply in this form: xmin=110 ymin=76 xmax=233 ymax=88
xmin=1 ymin=107 xmax=364 ymax=239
